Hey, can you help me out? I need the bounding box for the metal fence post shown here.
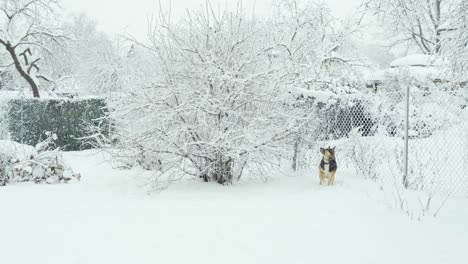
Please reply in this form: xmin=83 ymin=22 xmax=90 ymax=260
xmin=403 ymin=85 xmax=410 ymax=188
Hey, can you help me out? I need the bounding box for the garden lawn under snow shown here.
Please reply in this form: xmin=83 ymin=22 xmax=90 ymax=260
xmin=0 ymin=150 xmax=467 ymax=264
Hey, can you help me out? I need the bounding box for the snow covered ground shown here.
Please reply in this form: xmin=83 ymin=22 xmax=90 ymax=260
xmin=1 ymin=150 xmax=467 ymax=264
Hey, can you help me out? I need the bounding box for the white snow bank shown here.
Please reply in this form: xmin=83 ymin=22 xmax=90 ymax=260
xmin=0 ymin=150 xmax=466 ymax=264
xmin=0 ymin=140 xmax=35 ymax=160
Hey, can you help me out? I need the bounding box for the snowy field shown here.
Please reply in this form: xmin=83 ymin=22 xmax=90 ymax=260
xmin=1 ymin=150 xmax=467 ymax=264
xmin=1 ymin=0 xmax=468 ymax=263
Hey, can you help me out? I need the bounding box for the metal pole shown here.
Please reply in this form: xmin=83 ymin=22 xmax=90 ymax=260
xmin=403 ymin=85 xmax=410 ymax=188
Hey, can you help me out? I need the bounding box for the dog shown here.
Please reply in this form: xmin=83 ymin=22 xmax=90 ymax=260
xmin=319 ymin=146 xmax=337 ymax=186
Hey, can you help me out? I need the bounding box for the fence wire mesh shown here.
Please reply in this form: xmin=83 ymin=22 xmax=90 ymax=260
xmin=296 ymin=87 xmax=468 ymax=198
xmin=405 ymin=88 xmax=468 ymax=197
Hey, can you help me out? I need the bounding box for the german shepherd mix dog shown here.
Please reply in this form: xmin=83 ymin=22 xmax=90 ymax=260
xmin=319 ymin=146 xmax=337 ymax=185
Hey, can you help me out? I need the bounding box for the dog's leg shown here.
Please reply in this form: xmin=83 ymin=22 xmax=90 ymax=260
xmin=319 ymin=170 xmax=325 ymax=185
xmin=328 ymin=171 xmax=336 ymax=186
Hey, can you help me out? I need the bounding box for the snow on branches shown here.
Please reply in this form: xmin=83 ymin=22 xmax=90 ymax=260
xmin=0 ymin=0 xmax=68 ymax=97
xmin=107 ymin=3 xmax=330 ymax=187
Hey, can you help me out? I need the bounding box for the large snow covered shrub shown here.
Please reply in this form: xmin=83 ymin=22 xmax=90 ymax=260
xmin=105 ymin=7 xmax=323 ymax=187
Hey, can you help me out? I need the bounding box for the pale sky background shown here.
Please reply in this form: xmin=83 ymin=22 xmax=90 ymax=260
xmin=61 ymin=0 xmax=362 ymax=39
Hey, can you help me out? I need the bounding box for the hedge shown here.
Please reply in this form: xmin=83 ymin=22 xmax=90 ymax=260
xmin=294 ymin=94 xmax=375 ymax=140
xmin=7 ymin=97 xmax=108 ymax=151
xmin=316 ymin=99 xmax=375 ymax=139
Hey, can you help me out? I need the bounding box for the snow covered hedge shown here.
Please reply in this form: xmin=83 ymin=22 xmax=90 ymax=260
xmin=316 ymin=97 xmax=375 ymax=139
xmin=7 ymin=97 xmax=108 ymax=150
xmin=291 ymin=89 xmax=375 ymax=140
xmin=0 ymin=104 xmax=8 ymax=140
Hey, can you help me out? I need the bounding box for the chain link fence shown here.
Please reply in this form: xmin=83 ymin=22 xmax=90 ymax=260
xmin=295 ymin=85 xmax=468 ymax=198
xmin=405 ymin=88 xmax=468 ymax=197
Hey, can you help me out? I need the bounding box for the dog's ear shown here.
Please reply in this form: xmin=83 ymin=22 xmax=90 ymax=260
xmin=332 ymin=146 xmax=336 ymax=151
xmin=320 ymin=148 xmax=325 ymax=154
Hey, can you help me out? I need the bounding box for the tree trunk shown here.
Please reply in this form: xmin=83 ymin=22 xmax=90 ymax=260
xmin=292 ymin=136 xmax=300 ymax=171
xmin=199 ymin=155 xmax=233 ymax=184
xmin=213 ymin=155 xmax=233 ymax=184
xmin=434 ymin=0 xmax=441 ymax=54
xmin=4 ymin=43 xmax=40 ymax=98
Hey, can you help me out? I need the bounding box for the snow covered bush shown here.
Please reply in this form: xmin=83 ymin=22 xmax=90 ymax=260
xmin=106 ymin=5 xmax=322 ymax=187
xmin=0 ymin=132 xmax=80 ymax=186
xmin=376 ymin=71 xmax=467 ymax=139
xmin=44 ymin=14 xmax=124 ymax=95
xmin=316 ymin=95 xmax=375 ymax=139
xmin=440 ymin=0 xmax=468 ymax=83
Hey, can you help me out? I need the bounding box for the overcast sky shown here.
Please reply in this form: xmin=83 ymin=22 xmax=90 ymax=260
xmin=61 ymin=0 xmax=362 ymax=39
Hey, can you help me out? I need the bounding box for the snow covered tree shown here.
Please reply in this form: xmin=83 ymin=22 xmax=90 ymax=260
xmin=363 ymin=0 xmax=461 ymax=54
xmin=45 ymin=13 xmax=123 ymax=95
xmin=442 ymin=0 xmax=468 ymax=82
xmin=272 ymin=0 xmax=365 ymax=92
xmin=270 ymin=0 xmax=366 ymax=170
xmin=0 ymin=0 xmax=67 ymax=97
xmin=110 ymin=4 xmax=316 ymax=186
